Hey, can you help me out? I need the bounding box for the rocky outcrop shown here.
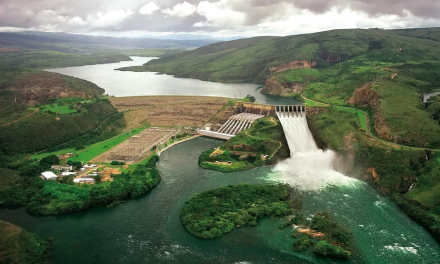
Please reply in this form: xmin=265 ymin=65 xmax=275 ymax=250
xmin=347 ymin=83 xmax=393 ymax=140
xmin=306 ymin=107 xmax=328 ymax=116
xmin=365 ymin=167 xmax=379 ymax=182
xmin=262 ymin=60 xmax=316 ymax=96
xmin=322 ymin=52 xmax=342 ymax=63
xmin=347 ymin=83 xmax=379 ymax=108
xmin=261 ymin=77 xmax=305 ymax=95
xmin=11 ymin=88 xmax=91 ymax=104
xmin=373 ymin=113 xmax=393 ymax=140
xmin=269 ymin=60 xmax=316 ymax=75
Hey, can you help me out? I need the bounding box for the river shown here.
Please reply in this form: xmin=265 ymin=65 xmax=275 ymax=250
xmin=1 ymin=138 xmax=439 ymax=263
xmin=45 ymin=56 xmax=297 ymax=105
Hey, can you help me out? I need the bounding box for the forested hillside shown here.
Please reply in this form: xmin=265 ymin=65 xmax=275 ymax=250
xmin=0 ymin=219 xmax=52 ymax=264
xmin=126 ymin=28 xmax=440 ymax=84
xmin=0 ymin=50 xmax=131 ymax=69
xmin=0 ymin=99 xmax=125 ymax=154
xmin=0 ymin=66 xmax=105 ymax=105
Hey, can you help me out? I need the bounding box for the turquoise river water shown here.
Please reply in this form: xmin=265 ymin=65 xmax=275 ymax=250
xmin=1 ymin=138 xmax=440 ymax=264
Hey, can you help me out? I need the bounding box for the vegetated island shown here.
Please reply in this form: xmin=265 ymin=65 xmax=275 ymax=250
xmin=0 ymin=219 xmax=53 ymax=264
xmin=180 ymin=184 xmax=354 ymax=260
xmin=181 ymin=184 xmax=300 ymax=238
xmin=198 ymin=116 xmax=289 ymax=172
xmin=287 ymin=211 xmax=353 ymax=259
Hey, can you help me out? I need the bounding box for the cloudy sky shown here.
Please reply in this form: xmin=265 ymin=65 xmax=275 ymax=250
xmin=0 ymin=0 xmax=439 ymax=38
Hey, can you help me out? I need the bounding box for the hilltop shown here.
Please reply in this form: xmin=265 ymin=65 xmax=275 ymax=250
xmin=0 ymin=31 xmax=219 ymax=53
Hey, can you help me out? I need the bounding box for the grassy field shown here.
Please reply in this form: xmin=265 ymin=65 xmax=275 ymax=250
xmin=334 ymin=106 xmax=368 ymax=132
xmin=406 ymin=157 xmax=440 ymax=210
xmin=32 ymin=104 xmax=77 ymax=114
xmin=33 ymin=127 xmax=145 ymax=163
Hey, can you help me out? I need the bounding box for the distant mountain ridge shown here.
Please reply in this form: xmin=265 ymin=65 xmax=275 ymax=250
xmin=0 ymin=31 xmax=221 ymax=54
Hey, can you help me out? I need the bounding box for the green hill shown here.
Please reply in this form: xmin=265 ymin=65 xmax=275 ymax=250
xmin=123 ymin=27 xmax=440 ymax=148
xmin=0 ymin=219 xmax=51 ymax=264
xmin=0 ymin=98 xmax=125 ymax=155
xmin=120 ymin=28 xmax=440 ymax=84
xmin=0 ymin=66 xmax=126 ymax=155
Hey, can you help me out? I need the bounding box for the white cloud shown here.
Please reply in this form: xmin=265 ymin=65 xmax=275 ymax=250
xmin=87 ymin=9 xmax=134 ymax=28
xmin=196 ymin=0 xmax=246 ymax=27
xmin=163 ymin=1 xmax=197 ymax=17
xmin=68 ymin=16 xmax=86 ymax=26
xmin=139 ymin=2 xmax=160 ymax=15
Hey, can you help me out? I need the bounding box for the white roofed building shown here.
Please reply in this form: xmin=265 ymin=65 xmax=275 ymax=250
xmin=73 ymin=178 xmax=95 ymax=184
xmin=61 ymin=172 xmax=77 ymax=177
xmin=40 ymin=171 xmax=58 ymax=180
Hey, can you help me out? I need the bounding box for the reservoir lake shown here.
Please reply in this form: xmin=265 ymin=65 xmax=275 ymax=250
xmin=45 ymin=56 xmax=297 ymax=105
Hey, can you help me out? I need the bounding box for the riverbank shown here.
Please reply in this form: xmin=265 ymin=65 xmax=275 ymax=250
xmin=158 ymin=135 xmax=201 ymax=155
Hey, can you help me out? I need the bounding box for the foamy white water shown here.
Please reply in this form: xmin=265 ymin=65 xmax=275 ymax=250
xmin=270 ymin=111 xmax=358 ymax=190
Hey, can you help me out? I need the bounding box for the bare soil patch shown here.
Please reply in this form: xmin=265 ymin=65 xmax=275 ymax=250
xmin=111 ymin=96 xmax=229 ymax=128
xmin=0 ymin=48 xmax=19 ymax=53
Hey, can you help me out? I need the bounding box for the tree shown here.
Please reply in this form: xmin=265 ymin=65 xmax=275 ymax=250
xmin=245 ymin=94 xmax=256 ymax=102
xmin=39 ymin=155 xmax=59 ymax=168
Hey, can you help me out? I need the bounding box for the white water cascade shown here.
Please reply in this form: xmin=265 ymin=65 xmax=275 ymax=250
xmin=272 ymin=108 xmax=358 ymax=190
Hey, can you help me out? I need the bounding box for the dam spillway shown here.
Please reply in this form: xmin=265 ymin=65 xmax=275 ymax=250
xmin=274 ymin=105 xmax=356 ymax=191
xmin=198 ymin=113 xmax=264 ymax=140
xmin=275 ymin=105 xmax=316 ymax=154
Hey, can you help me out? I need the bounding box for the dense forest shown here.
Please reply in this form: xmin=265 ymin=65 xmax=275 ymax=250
xmin=180 ymin=184 xmax=300 ymax=238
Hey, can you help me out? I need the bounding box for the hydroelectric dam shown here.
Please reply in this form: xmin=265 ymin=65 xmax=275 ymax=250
xmin=198 ymin=103 xmax=308 ymax=145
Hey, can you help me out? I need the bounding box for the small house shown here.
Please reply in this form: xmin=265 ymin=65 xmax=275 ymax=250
xmin=40 ymin=171 xmax=58 ymax=180
xmin=61 ymin=172 xmax=77 ymax=177
xmin=51 ymin=164 xmax=73 ymax=171
xmin=73 ymin=178 xmax=95 ymax=184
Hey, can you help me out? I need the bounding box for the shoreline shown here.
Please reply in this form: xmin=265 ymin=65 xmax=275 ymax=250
xmin=158 ymin=135 xmax=201 ymax=155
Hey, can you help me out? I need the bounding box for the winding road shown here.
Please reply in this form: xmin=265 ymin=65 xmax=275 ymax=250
xmin=0 ymin=108 xmax=39 ymax=127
